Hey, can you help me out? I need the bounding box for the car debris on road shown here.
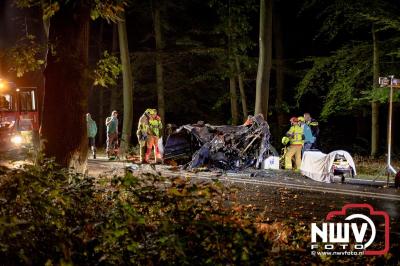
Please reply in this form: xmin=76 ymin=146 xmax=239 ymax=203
xmin=164 ymin=114 xmax=277 ymax=171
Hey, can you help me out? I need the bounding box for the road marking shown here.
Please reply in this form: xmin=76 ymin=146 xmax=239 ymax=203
xmin=159 ymin=170 xmax=400 ymax=202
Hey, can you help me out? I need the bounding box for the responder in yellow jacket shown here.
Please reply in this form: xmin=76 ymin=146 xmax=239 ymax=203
xmin=284 ymin=117 xmax=304 ymax=170
xmin=136 ymin=108 xmax=163 ymax=163
xmin=137 ymin=109 xmax=150 ymax=163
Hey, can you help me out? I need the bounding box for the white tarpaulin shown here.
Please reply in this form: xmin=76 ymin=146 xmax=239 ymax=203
xmin=300 ymin=150 xmax=356 ymax=183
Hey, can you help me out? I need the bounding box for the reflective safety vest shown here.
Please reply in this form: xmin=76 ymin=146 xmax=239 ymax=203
xmin=137 ymin=115 xmax=149 ymax=136
xmin=149 ymin=116 xmax=163 ymax=137
xmin=306 ymin=119 xmax=319 ymax=137
xmin=286 ymin=125 xmax=304 ymax=145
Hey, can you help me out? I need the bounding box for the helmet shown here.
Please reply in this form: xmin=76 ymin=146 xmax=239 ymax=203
xmin=290 ymin=117 xmax=298 ymax=123
xmin=281 ymin=136 xmax=290 ymax=145
xmin=297 ymin=116 xmax=305 ymax=122
xmin=145 ymin=108 xmax=156 ymax=115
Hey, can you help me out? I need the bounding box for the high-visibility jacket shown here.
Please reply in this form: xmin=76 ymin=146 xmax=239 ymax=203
xmin=306 ymin=119 xmax=319 ymax=137
xmin=149 ymin=116 xmax=162 ymax=137
xmin=286 ymin=124 xmax=304 ymax=145
xmin=137 ymin=114 xmax=149 ymax=137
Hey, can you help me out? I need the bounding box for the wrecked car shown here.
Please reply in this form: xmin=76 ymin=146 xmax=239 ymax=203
xmin=163 ymin=114 xmax=278 ymax=170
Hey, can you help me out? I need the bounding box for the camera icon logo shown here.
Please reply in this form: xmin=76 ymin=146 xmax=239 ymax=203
xmin=311 ymin=203 xmax=390 ymax=256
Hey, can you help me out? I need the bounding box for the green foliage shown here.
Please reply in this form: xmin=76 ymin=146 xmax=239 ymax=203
xmin=208 ymin=0 xmax=257 ymax=77
xmin=0 ymin=162 xmax=270 ymax=265
xmin=13 ymin=0 xmax=40 ymax=8
xmin=93 ymin=51 xmax=122 ymax=88
xmin=301 ymin=0 xmax=395 ymax=41
xmin=298 ymin=0 xmax=400 ymax=122
xmin=14 ymin=0 xmax=128 ymax=22
xmin=97 ymin=174 xmax=271 ymax=265
xmin=90 ymin=0 xmax=127 ymax=22
xmin=296 ymin=42 xmax=372 ymax=120
xmin=0 ymin=160 xmax=100 ymax=265
xmin=4 ymin=35 xmax=45 ymax=77
xmin=42 ymin=2 xmax=60 ymax=21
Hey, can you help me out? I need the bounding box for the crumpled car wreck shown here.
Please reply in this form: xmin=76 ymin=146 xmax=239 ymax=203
xmin=163 ymin=114 xmax=278 ymax=170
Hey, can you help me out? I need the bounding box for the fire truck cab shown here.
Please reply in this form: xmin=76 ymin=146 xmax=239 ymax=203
xmin=0 ymin=79 xmax=39 ymax=152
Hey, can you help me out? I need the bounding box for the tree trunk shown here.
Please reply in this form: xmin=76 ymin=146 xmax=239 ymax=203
xmin=274 ymin=10 xmax=285 ymax=130
xmin=110 ymin=23 xmax=120 ymax=112
xmin=118 ymin=13 xmax=134 ymax=155
xmin=230 ymin=76 xmax=239 ymax=125
xmin=235 ymin=56 xmax=248 ymax=120
xmin=97 ymin=22 xmax=105 ymax=146
xmin=41 ymin=2 xmax=90 ymax=170
xmin=40 ymin=0 xmax=50 ymax=39
xmin=97 ymin=88 xmax=104 ymax=146
xmin=371 ymin=24 xmax=379 ymax=157
xmin=255 ymin=0 xmax=273 ymax=119
xmin=154 ymin=0 xmax=165 ymax=125
xmin=37 ymin=0 xmax=50 ymax=127
xmin=227 ymin=4 xmax=238 ymax=125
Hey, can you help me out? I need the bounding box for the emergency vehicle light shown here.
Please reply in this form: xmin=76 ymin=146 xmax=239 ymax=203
xmin=11 ymin=135 xmax=23 ymax=145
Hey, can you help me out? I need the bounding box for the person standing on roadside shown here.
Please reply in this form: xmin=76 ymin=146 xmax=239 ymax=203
xmin=304 ymin=112 xmax=319 ymax=148
xmin=284 ymin=117 xmax=304 ymax=170
xmin=137 ymin=109 xmax=151 ymax=163
xmin=298 ymin=116 xmax=315 ymax=151
xmin=105 ymin=110 xmax=119 ymax=158
xmin=86 ymin=113 xmax=97 ymax=159
xmin=145 ymin=109 xmax=163 ymax=163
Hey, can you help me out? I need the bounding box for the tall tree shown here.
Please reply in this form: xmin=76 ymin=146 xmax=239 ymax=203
xmin=229 ymin=76 xmax=239 ymax=125
xmin=228 ymin=5 xmax=238 ymax=125
xmin=40 ymin=0 xmax=50 ymax=38
xmin=110 ymin=24 xmax=120 ymax=112
xmin=235 ymin=56 xmax=247 ymax=119
xmin=96 ymin=22 xmax=105 ymax=146
xmin=40 ymin=1 xmax=91 ymax=170
xmin=153 ymin=0 xmax=165 ymax=124
xmin=371 ymin=23 xmax=379 ymax=157
xmin=209 ymin=0 xmax=255 ymax=123
xmin=14 ymin=0 xmax=127 ymax=169
xmin=255 ymin=0 xmax=272 ymax=119
xmin=297 ymin=0 xmax=400 ymax=154
xmin=118 ymin=12 xmax=134 ymax=155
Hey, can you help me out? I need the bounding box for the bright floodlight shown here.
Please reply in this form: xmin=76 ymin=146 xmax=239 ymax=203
xmin=11 ymin=135 xmax=23 ymax=145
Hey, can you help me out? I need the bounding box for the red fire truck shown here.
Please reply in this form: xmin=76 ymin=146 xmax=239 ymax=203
xmin=0 ymin=79 xmax=39 ymax=152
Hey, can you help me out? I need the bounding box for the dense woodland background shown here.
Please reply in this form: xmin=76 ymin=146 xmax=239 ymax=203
xmin=1 ymin=0 xmax=400 ymax=162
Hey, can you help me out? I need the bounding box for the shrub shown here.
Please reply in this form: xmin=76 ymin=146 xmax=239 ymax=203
xmin=0 ymin=162 xmax=272 ymax=265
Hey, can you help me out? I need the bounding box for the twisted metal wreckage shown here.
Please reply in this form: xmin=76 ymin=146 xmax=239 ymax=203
xmin=163 ymin=114 xmax=278 ymax=171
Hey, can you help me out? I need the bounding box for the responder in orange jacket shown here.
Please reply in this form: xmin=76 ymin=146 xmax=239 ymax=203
xmin=284 ymin=117 xmax=304 ymax=170
xmin=137 ymin=109 xmax=163 ymax=163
